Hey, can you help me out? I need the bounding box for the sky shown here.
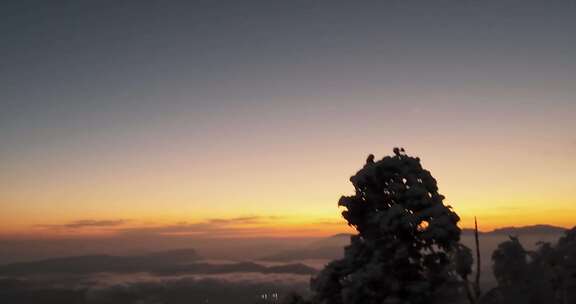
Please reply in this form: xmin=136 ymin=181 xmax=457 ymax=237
xmin=1 ymin=0 xmax=575 ymax=239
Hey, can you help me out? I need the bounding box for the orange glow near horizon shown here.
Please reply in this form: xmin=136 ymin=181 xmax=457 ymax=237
xmin=1 ymin=106 xmax=575 ymax=239
xmin=1 ymin=205 xmax=574 ymax=240
xmin=1 ymin=0 xmax=576 ymax=244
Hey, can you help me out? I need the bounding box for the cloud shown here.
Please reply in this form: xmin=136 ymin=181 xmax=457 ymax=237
xmin=39 ymin=219 xmax=129 ymax=230
xmin=207 ymin=216 xmax=268 ymax=225
xmin=35 ymin=215 xmax=340 ymax=238
xmin=313 ymin=219 xmax=346 ymax=226
xmin=117 ymin=216 xmax=281 ymax=237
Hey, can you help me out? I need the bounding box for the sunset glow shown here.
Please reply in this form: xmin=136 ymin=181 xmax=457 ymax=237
xmin=1 ymin=1 xmax=575 ymax=241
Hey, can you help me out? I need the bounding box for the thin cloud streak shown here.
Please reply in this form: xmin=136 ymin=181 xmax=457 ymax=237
xmin=118 ymin=216 xmax=285 ymax=237
xmin=38 ymin=219 xmax=130 ymax=230
xmin=117 ymin=216 xmax=344 ymax=238
xmin=34 ymin=216 xmax=347 ymax=238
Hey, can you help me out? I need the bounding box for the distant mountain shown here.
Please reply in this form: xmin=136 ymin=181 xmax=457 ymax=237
xmin=152 ymin=262 xmax=317 ymax=276
xmin=0 ymin=248 xmax=317 ymax=276
xmin=259 ymin=234 xmax=351 ymax=262
xmin=259 ymin=246 xmax=343 ymax=262
xmin=263 ymin=225 xmax=568 ymax=262
xmin=461 ymin=224 xmax=566 ymax=235
xmin=0 ymin=248 xmax=201 ymax=275
xmin=323 ymin=225 xmax=566 ymax=240
xmin=145 ymin=248 xmax=201 ymax=261
xmin=308 ymin=233 xmax=351 ymax=248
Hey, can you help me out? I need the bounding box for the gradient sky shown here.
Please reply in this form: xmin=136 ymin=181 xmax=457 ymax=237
xmin=1 ymin=0 xmax=575 ymax=238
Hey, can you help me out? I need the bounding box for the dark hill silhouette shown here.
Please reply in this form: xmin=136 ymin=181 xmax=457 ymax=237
xmin=489 ymin=224 xmax=566 ymax=235
xmin=321 ymin=226 xmax=567 ymax=238
xmin=259 ymin=234 xmax=350 ymax=261
xmin=145 ymin=248 xmax=201 ymax=259
xmin=261 ymin=226 xmax=568 ymax=262
xmin=307 ymin=233 xmax=351 ymax=247
xmin=0 ymin=248 xmax=200 ymax=275
xmin=0 ymin=250 xmax=317 ymax=276
xmin=461 ymin=224 xmax=566 ymax=235
xmin=150 ymin=261 xmax=317 ymax=276
xmin=259 ymin=246 xmax=344 ymax=262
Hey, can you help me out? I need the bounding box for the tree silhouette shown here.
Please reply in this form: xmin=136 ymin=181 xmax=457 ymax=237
xmin=481 ymin=231 xmax=576 ymax=304
xmin=492 ymin=236 xmax=528 ymax=288
xmin=534 ymin=227 xmax=576 ymax=304
xmin=311 ymin=148 xmax=464 ymax=304
xmin=482 ymin=236 xmax=545 ymax=303
xmin=454 ymin=243 xmax=476 ymax=303
xmin=281 ymin=292 xmax=311 ymax=304
xmin=553 ymin=227 xmax=576 ymax=304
